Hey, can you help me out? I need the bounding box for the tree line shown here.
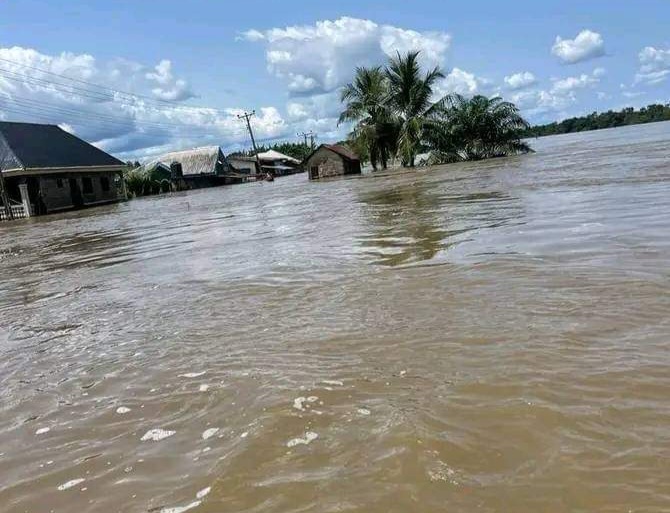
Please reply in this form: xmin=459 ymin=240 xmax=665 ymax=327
xmin=228 ymin=141 xmax=312 ymax=161
xmin=339 ymin=51 xmax=532 ymax=169
xmin=524 ymin=103 xmax=670 ymax=137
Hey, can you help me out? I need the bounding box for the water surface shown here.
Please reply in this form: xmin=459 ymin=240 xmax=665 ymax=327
xmin=1 ymin=122 xmax=670 ymax=512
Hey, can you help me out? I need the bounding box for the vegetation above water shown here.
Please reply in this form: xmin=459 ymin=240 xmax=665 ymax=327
xmin=339 ymin=51 xmax=531 ymax=169
xmin=524 ymin=103 xmax=670 ymax=137
xmin=123 ymin=165 xmax=170 ymax=198
xmin=228 ymin=141 xmax=312 ymax=161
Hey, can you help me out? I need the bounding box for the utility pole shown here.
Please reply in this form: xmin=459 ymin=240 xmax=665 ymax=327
xmin=298 ymin=131 xmax=317 ymax=151
xmin=237 ymin=110 xmax=262 ymax=175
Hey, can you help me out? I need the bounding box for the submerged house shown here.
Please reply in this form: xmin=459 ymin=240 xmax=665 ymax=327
xmin=256 ymin=149 xmax=301 ymax=176
xmin=0 ymin=121 xmax=126 ymax=218
xmin=304 ymin=144 xmax=361 ymax=180
xmin=140 ymin=146 xmax=237 ymax=189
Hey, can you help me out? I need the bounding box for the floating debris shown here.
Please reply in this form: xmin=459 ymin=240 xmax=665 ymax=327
xmin=57 ymin=478 xmax=85 ymax=491
xmin=198 ymin=384 xmax=210 ymax=392
xmin=178 ymin=371 xmax=206 ymax=378
xmin=116 ymin=406 xmax=131 ymax=414
xmin=287 ymin=432 xmax=318 ymax=447
xmin=141 ymin=429 xmax=175 ymax=442
xmin=196 ymin=487 xmax=211 ymax=499
xmin=321 ymin=380 xmax=344 ymax=387
xmin=201 ymin=428 xmax=219 ymax=440
xmin=35 ymin=427 xmax=50 ymax=435
xmin=357 ymin=408 xmax=371 ymax=416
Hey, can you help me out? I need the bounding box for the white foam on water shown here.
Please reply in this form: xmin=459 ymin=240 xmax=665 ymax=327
xmin=160 ymin=500 xmax=201 ymax=513
xmin=57 ymin=478 xmax=85 ymax=491
xmin=286 ymin=432 xmax=319 ymax=447
xmin=202 ymin=447 xmax=211 ymax=453
xmin=196 ymin=487 xmax=211 ymax=499
xmin=116 ymin=407 xmax=131 ymax=414
xmin=198 ymin=384 xmax=210 ymax=392
xmin=179 ymin=371 xmax=206 ymax=378
xmin=293 ymin=396 xmax=319 ymax=411
xmin=35 ymin=427 xmax=50 ymax=435
xmin=357 ymin=408 xmax=371 ymax=416
xmin=240 ymin=431 xmax=248 ymax=438
xmin=321 ymin=380 xmax=344 ymax=386
xmin=202 ymin=428 xmax=219 ymax=440
xmin=141 ymin=429 xmax=176 ymax=442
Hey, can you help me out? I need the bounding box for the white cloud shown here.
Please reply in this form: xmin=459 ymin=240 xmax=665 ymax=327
xmin=552 ymin=30 xmax=605 ymax=64
xmin=505 ymin=67 xmax=604 ymax=122
xmin=0 ymin=46 xmax=290 ymax=159
xmin=634 ymin=46 xmax=670 ymax=85
xmin=550 ymin=68 xmax=603 ymax=94
xmin=504 ymin=71 xmax=536 ymax=90
xmin=241 ymin=16 xmax=451 ymax=97
xmin=145 ymin=59 xmax=195 ymax=101
xmin=434 ymin=68 xmax=484 ymax=97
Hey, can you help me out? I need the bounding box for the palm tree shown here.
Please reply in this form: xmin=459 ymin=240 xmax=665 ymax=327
xmin=385 ymin=51 xmax=445 ymax=167
xmin=431 ymin=94 xmax=532 ymax=162
xmin=338 ymin=66 xmax=395 ymax=170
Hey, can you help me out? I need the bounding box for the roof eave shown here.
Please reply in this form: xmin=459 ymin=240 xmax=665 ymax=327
xmin=2 ymin=164 xmax=126 ymax=177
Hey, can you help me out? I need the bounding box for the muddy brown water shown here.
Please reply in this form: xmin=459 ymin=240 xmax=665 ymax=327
xmin=1 ymin=122 xmax=670 ymax=513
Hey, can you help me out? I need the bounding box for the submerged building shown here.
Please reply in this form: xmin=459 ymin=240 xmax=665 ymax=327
xmin=0 ymin=121 xmax=126 ymax=219
xmin=304 ymin=144 xmax=361 ymax=180
xmin=139 ymin=146 xmax=238 ymax=189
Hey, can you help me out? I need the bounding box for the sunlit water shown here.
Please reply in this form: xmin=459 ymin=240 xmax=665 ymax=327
xmin=1 ymin=122 xmax=669 ymax=512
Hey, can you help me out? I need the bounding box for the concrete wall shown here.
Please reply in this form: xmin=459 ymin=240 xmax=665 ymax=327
xmin=306 ymin=148 xmax=345 ymax=180
xmin=39 ymin=176 xmax=73 ymax=211
xmin=38 ymin=172 xmax=123 ymax=213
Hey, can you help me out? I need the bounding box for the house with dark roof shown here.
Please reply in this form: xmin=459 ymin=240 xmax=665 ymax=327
xmin=303 ymin=144 xmax=361 ymax=180
xmin=0 ymin=121 xmax=126 ymax=217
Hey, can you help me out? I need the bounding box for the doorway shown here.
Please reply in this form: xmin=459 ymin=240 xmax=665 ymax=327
xmin=69 ymin=178 xmax=83 ymax=208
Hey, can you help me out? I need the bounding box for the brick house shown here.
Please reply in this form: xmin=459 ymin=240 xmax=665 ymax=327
xmin=304 ymin=144 xmax=361 ymax=180
xmin=0 ymin=121 xmax=126 ymax=218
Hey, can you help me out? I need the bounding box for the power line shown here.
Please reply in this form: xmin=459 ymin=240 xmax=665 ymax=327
xmin=0 ymin=56 xmax=233 ymax=113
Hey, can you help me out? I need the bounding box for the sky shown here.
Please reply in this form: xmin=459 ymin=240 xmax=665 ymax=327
xmin=0 ymin=0 xmax=669 ymax=160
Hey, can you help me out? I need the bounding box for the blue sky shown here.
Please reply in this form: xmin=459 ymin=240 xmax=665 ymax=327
xmin=1 ymin=0 xmax=669 ymax=159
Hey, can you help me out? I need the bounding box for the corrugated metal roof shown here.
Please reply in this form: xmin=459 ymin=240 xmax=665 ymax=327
xmin=256 ymin=149 xmax=300 ymax=164
xmin=144 ymin=146 xmax=226 ymax=176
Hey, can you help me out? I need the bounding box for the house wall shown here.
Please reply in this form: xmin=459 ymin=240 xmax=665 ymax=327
xmin=306 ymin=148 xmax=361 ymax=179
xmin=306 ymin=148 xmax=345 ymax=180
xmin=36 ymin=171 xmax=123 ymax=213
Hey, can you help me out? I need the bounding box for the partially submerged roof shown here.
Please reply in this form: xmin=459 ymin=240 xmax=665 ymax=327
xmin=303 ymin=143 xmax=360 ymax=164
xmin=0 ymin=121 xmax=124 ymax=172
xmin=256 ymin=149 xmax=300 ymax=164
xmin=143 ymin=146 xmax=226 ymax=176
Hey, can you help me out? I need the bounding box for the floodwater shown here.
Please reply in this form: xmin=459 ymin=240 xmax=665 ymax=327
xmin=1 ymin=122 xmax=670 ymax=513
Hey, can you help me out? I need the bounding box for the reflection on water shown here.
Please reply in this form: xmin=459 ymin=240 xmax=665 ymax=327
xmin=358 ymin=181 xmax=523 ymax=266
xmin=1 ymin=122 xmax=670 ymax=513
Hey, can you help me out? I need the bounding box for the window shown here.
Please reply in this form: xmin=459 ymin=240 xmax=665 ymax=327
xmin=100 ymin=176 xmax=110 ymax=192
xmin=56 ymin=178 xmax=64 ymax=188
xmin=82 ymin=177 xmax=93 ymax=194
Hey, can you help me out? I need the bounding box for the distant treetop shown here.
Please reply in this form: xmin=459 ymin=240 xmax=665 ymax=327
xmin=524 ymin=103 xmax=670 ymax=137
